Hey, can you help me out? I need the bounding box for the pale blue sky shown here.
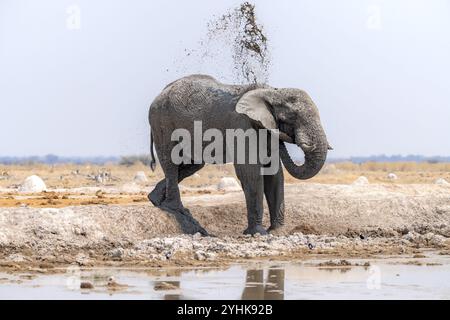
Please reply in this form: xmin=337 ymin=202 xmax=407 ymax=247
xmin=1 ymin=0 xmax=449 ymax=158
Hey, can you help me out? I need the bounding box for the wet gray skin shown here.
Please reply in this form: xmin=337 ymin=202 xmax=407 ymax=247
xmin=147 ymin=74 xmax=332 ymax=236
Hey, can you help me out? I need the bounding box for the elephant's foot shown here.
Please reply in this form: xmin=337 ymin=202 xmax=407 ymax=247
xmin=243 ymin=225 xmax=268 ymax=236
xmin=159 ymin=201 xmax=209 ymax=237
xmin=148 ymin=188 xmax=165 ymax=207
xmin=160 ymin=202 xmax=192 ymax=217
xmin=267 ymin=223 xmax=287 ymax=236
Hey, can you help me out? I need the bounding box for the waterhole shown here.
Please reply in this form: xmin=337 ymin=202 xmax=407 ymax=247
xmin=1 ymin=254 xmax=449 ymax=299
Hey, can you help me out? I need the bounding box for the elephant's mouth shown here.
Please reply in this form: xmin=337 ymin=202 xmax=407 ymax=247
xmin=276 ymin=131 xmax=294 ymax=144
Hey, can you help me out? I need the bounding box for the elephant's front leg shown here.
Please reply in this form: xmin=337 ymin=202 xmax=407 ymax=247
xmin=264 ymin=160 xmax=285 ymax=233
xmin=234 ymin=164 xmax=267 ymax=235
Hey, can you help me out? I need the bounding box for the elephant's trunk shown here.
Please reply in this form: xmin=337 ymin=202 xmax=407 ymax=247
xmin=279 ymin=141 xmax=327 ymax=180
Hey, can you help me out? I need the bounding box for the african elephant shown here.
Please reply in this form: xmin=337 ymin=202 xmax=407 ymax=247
xmin=148 ymin=74 xmax=331 ymax=236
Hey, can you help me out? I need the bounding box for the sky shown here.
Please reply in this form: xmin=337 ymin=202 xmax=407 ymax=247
xmin=0 ymin=0 xmax=449 ymax=158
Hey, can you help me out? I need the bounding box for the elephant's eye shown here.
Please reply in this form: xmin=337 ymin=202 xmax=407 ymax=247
xmin=278 ymin=122 xmax=294 ymax=137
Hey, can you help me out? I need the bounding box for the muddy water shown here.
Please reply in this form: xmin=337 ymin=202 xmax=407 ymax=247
xmin=1 ymin=254 xmax=449 ymax=299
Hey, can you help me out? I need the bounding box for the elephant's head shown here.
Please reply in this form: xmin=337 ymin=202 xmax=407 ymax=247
xmin=236 ymin=88 xmax=332 ymax=179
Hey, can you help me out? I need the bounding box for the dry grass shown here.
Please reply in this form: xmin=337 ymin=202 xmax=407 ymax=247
xmin=336 ymin=161 xmax=450 ymax=172
xmin=315 ymin=162 xmax=450 ymax=184
xmin=0 ymin=161 xmax=449 ymax=208
xmin=0 ymin=161 xmax=449 ymax=190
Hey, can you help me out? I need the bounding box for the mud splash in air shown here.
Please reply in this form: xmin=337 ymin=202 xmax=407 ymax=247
xmin=174 ymin=2 xmax=271 ymax=84
xmin=206 ymin=2 xmax=271 ymax=84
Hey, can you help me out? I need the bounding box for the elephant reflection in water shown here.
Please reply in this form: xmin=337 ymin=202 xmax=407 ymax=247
xmin=241 ymin=268 xmax=285 ymax=300
xmin=153 ymin=267 xmax=285 ymax=300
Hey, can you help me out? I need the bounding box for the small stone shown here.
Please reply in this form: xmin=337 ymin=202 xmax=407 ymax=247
xmin=110 ymin=247 xmax=124 ymax=260
xmin=154 ymin=281 xmax=178 ymax=291
xmin=134 ymin=171 xmax=148 ymax=183
xmin=352 ymin=176 xmax=369 ymax=185
xmin=217 ymin=177 xmax=241 ymax=192
xmin=435 ymin=178 xmax=449 ymax=185
xmin=194 ymin=251 xmax=206 ymax=261
xmin=193 ymin=232 xmax=202 ymax=240
xmin=75 ymin=253 xmax=90 ymax=266
xmin=7 ymin=253 xmax=26 ymax=263
xmin=205 ymin=252 xmax=217 ymax=261
xmin=80 ymin=281 xmax=94 ymax=289
xmin=387 ymin=173 xmax=398 ymax=180
xmin=107 ymin=276 xmax=128 ymax=289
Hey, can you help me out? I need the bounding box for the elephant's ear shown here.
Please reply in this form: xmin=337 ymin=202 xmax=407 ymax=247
xmin=236 ymin=89 xmax=294 ymax=143
xmin=235 ymin=89 xmax=277 ymax=130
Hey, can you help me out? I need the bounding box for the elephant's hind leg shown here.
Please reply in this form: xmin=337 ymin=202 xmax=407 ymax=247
xmin=155 ymin=162 xmax=209 ymax=236
xmin=148 ymin=180 xmax=165 ymax=206
xmin=148 ymin=163 xmax=205 ymax=207
xmin=159 ymin=162 xmax=184 ymax=212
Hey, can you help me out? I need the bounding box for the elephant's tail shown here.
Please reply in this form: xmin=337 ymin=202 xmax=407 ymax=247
xmin=149 ymin=130 xmax=156 ymax=171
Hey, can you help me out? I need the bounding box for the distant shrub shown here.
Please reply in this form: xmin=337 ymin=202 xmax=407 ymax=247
xmin=119 ymin=155 xmax=152 ymax=166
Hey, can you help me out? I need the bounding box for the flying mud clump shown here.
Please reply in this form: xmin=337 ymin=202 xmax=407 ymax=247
xmin=174 ymin=2 xmax=271 ymax=85
xmin=206 ymin=2 xmax=271 ymax=84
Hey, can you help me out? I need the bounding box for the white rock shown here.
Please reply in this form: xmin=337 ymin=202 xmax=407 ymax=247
xmin=217 ymin=177 xmax=241 ymax=192
xmin=193 ymin=232 xmax=202 ymax=240
xmin=110 ymin=247 xmax=124 ymax=259
xmin=19 ymin=175 xmax=47 ymax=192
xmin=194 ymin=250 xmax=206 ymax=261
xmin=352 ymin=176 xmax=369 ymax=185
xmin=387 ymin=173 xmax=398 ymax=180
xmin=134 ymin=171 xmax=148 ymax=183
xmin=435 ymin=178 xmax=449 ymax=185
xmin=75 ymin=252 xmax=90 ymax=266
xmin=205 ymin=252 xmax=217 ymax=261
xmin=6 ymin=253 xmax=26 ymax=263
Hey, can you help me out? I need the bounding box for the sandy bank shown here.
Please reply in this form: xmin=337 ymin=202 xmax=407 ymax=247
xmin=0 ymin=184 xmax=449 ymax=270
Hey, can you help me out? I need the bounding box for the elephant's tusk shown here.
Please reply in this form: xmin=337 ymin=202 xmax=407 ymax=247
xmin=300 ymin=143 xmax=316 ymax=152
